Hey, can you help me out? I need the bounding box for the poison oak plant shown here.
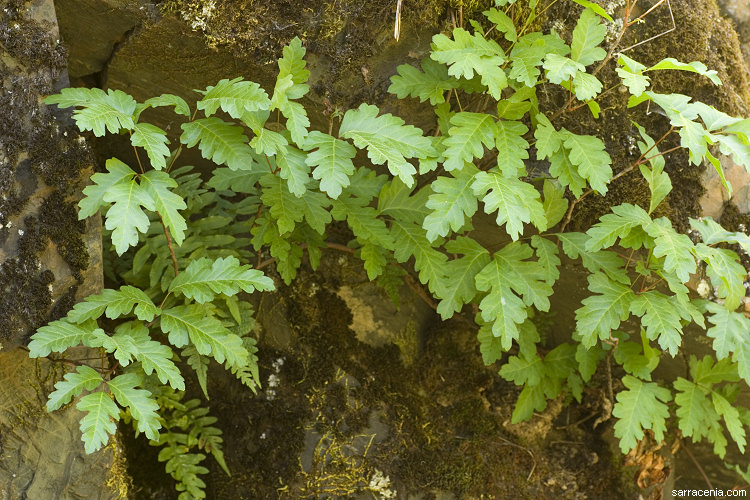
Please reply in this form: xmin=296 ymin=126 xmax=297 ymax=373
xmin=32 ymin=0 xmax=750 ymax=495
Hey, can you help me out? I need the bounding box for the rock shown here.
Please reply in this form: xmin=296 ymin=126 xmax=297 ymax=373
xmin=700 ymin=154 xmax=750 ymax=218
xmin=0 ymin=348 xmax=127 ymax=500
xmin=0 ymin=0 xmax=115 ymax=497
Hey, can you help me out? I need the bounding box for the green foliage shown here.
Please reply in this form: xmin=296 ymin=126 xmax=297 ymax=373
xmin=35 ymin=5 xmax=750 ymax=493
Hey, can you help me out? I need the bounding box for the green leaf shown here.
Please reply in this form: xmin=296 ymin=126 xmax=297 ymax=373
xmin=181 ymin=118 xmax=255 ymax=171
xmin=78 ymin=158 xmax=137 ymax=219
xmin=280 ymin=100 xmax=310 ymax=146
xmin=701 ymin=303 xmax=750 ymax=383
xmin=576 ymin=342 xmax=605 ymax=382
xmin=259 ymin=173 xmax=305 ymax=234
xmin=331 ymin=195 xmax=394 ymax=250
xmin=694 ymin=244 xmax=747 ymax=311
xmin=717 ymin=134 xmax=750 ymax=176
xmin=693 ymin=102 xmax=744 ymax=131
xmin=511 ymin=384 xmax=547 ymax=423
xmin=298 ymin=188 xmax=332 ymax=235
xmin=340 ymin=104 xmax=434 ymax=187
xmin=675 ymin=377 xmax=720 ymax=449
xmin=645 ymin=217 xmax=696 ymax=282
xmin=633 ymin=123 xmax=671 ymax=212
xmin=46 ymin=88 xmax=136 ymax=136
xmin=197 ymin=77 xmax=271 ymax=119
xmin=713 ymin=392 xmax=746 ymax=454
xmin=575 ymin=272 xmax=636 ymax=347
xmin=108 ymin=373 xmax=160 ymax=441
xmin=304 ymin=131 xmax=356 ymax=199
xmin=616 ymin=67 xmax=650 ymax=97
xmin=571 ymin=71 xmax=603 ymax=101
xmin=472 ymin=171 xmax=546 ymax=241
xmin=343 ymin=167 xmax=388 ymax=202
xmin=614 ymin=341 xmax=659 ymax=380
xmin=541 ymin=179 xmax=568 ymax=228
xmin=160 ymin=305 xmax=248 ymax=367
xmin=437 ymin=237 xmax=491 ymax=319
xmin=484 ymin=8 xmax=517 ymax=41
xmin=66 ymin=286 xmax=160 ymax=323
xmin=629 ymin=291 xmax=685 ymax=356
xmin=533 ymin=113 xmax=563 ymax=160
xmin=77 ymin=391 xmax=120 ymax=454
xmin=543 ymin=54 xmax=585 ymax=85
xmin=390 ymin=220 xmax=448 ymax=296
xmin=557 ymin=232 xmax=629 ymax=284
xmin=475 ymin=243 xmax=552 ymax=348
xmin=184 ymin=346 xmax=211 ymax=399
xmin=569 ymin=1 xmax=614 ymax=22
xmin=140 ymin=170 xmax=188 ymax=246
xmin=47 ymin=365 xmax=104 ymax=412
xmin=430 ymin=28 xmax=507 ymax=98
xmin=423 ymin=166 xmax=479 ymax=242
xmin=249 ymin=126 xmax=288 ymax=156
xmin=562 ymin=131 xmax=612 ymax=194
xmin=585 ymin=203 xmax=651 ymax=251
xmin=646 ymin=58 xmax=721 ymax=85
xmin=509 ymin=32 xmax=569 ymax=87
xmin=131 ymin=123 xmax=170 ymax=171
xmin=143 ymin=94 xmax=190 ymax=116
xmin=494 ymin=120 xmax=529 ymax=177
xmin=548 ymin=148 xmax=587 ymax=197
xmin=360 ymin=241 xmax=388 ymax=280
xmin=531 ymin=235 xmax=560 ymax=285
xmin=675 ymin=114 xmax=713 ymax=166
xmin=690 ymin=217 xmax=750 ymax=254
xmin=97 ymin=322 xmax=185 ymax=391
xmin=570 ymin=9 xmax=606 ymax=66
xmin=388 ymin=58 xmax=456 ymax=105
xmin=500 ymin=353 xmax=545 ymax=387
xmin=278 ymin=37 xmax=310 ymax=85
xmin=378 ymin=178 xmax=430 ymax=225
xmin=169 ymin=256 xmax=274 ymax=303
xmin=443 ymin=112 xmax=497 ymax=171
xmin=612 ymin=375 xmax=672 ymax=453
xmin=103 ymin=176 xmax=156 ymax=255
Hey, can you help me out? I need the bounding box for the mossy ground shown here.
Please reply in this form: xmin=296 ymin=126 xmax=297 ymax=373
xmin=122 ymin=249 xmax=638 ymax=499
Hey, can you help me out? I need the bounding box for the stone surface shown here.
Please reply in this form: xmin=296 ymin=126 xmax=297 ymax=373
xmin=0 ymin=348 xmax=127 ymax=500
xmin=700 ymin=154 xmax=750 ymax=218
xmin=0 ymin=0 xmax=114 ymax=498
xmin=1 ymin=0 xmax=102 ymax=350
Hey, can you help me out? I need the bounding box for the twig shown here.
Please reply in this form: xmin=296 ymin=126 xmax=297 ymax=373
xmin=404 ymin=273 xmax=438 ymax=310
xmin=680 ymin=439 xmax=715 ymax=492
xmin=498 ymin=435 xmax=537 ymax=481
xmin=156 ymin=211 xmax=179 ymax=277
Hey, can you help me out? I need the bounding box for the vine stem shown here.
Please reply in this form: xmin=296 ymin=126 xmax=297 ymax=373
xmin=19 ymin=346 xmax=110 ymax=373
xmin=156 ymin=211 xmax=179 ymax=277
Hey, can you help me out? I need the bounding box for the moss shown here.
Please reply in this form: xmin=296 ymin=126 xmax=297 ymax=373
xmin=0 ymin=0 xmax=92 ymax=347
xmin=38 ymin=191 xmax=89 ymax=279
xmin=719 ymin=202 xmax=750 ymax=270
xmin=537 ymin=0 xmax=749 ymax=233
